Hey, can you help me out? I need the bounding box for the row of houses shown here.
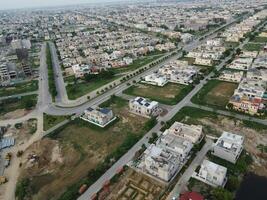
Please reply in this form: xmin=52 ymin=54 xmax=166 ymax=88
xmin=139 ymin=121 xmax=203 ymax=182
xmin=222 ymin=10 xmax=267 ymax=42
xmin=144 ymin=60 xmax=199 ymax=86
xmin=193 ymin=132 xmax=244 ymax=187
xmin=227 ymin=50 xmax=267 ymax=71
xmin=55 ymin=22 xmax=176 ymax=78
xmin=229 ymin=78 xmax=266 ymax=115
xmin=222 ymin=50 xmax=267 ymax=115
xmin=186 ymin=38 xmax=226 ymax=66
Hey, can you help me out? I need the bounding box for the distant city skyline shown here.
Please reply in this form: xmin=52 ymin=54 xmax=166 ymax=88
xmin=0 ymin=0 xmax=130 ymax=10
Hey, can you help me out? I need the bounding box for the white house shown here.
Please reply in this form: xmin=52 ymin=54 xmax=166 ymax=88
xmin=212 ymin=132 xmax=244 ymax=164
xmin=140 ymin=128 xmax=193 ymax=182
xmin=193 ymin=160 xmax=227 ymax=187
xmin=80 ymin=107 xmax=116 ymax=127
xmin=247 ymin=68 xmax=267 ymax=82
xmin=227 ymin=57 xmax=253 ymax=71
xmin=218 ymin=70 xmax=244 ymax=83
xmin=166 ymin=122 xmax=203 ymax=144
xmin=72 ymin=64 xmax=91 ymax=78
xmin=194 ymin=57 xmax=213 ymax=66
xmin=144 ymin=73 xmax=168 ymax=86
xmin=158 ymin=131 xmax=193 ymax=162
xmin=142 ymin=144 xmax=181 ymax=182
xmin=129 ymin=97 xmax=160 ymax=118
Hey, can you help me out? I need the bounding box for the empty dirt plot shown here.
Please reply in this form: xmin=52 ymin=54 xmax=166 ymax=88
xmin=0 ymin=95 xmax=38 ymax=119
xmin=124 ymin=83 xmax=193 ymax=105
xmin=105 ymin=168 xmax=165 ymax=200
xmin=167 ymin=107 xmax=267 ymax=176
xmin=17 ymin=96 xmax=153 ymax=200
xmin=192 ymin=80 xmax=237 ymax=109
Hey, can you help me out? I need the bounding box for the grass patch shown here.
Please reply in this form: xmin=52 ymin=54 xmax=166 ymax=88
xmin=225 ymin=41 xmax=240 ymax=49
xmin=123 ymin=83 xmax=193 ymax=105
xmin=63 ymin=75 xmax=76 ymax=84
xmin=46 ymin=43 xmax=57 ymax=101
xmin=0 ymin=95 xmax=37 ymax=115
xmin=243 ymin=43 xmax=264 ymax=51
xmin=181 ymin=57 xmax=195 ymax=65
xmin=251 ymin=37 xmax=267 ymax=43
xmin=192 ymin=80 xmax=237 ymax=109
xmin=0 ymin=80 xmax=38 ymax=97
xmin=43 ymin=113 xmax=69 ymax=131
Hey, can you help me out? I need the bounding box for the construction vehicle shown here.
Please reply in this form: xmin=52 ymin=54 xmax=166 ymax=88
xmin=0 ymin=176 xmax=7 ymax=184
xmin=5 ymin=153 xmax=12 ymax=168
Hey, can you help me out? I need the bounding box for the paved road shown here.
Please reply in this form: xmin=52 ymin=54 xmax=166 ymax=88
xmin=37 ymin=43 xmax=53 ymax=111
xmin=167 ymin=139 xmax=214 ymax=200
xmin=188 ymin=102 xmax=267 ymax=125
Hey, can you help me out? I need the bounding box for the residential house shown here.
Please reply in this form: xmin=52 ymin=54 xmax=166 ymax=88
xmin=218 ymin=70 xmax=244 ymax=83
xmin=166 ymin=122 xmax=203 ymax=144
xmin=80 ymin=107 xmax=116 ymax=127
xmin=140 ymin=129 xmax=193 ymax=182
xmin=212 ymin=132 xmax=244 ymax=163
xmin=142 ymin=144 xmax=181 ymax=181
xmin=227 ymin=57 xmax=253 ymax=71
xmin=129 ymin=97 xmax=160 ymax=118
xmin=194 ymin=159 xmax=227 ymax=187
xmin=72 ymin=64 xmax=91 ymax=78
xmin=194 ymin=57 xmax=213 ymax=66
xmin=144 ymin=73 xmax=168 ymax=86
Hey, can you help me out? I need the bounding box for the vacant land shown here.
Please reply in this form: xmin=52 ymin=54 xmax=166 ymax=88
xmin=192 ymin=80 xmax=237 ymax=109
xmin=225 ymin=41 xmax=240 ymax=48
xmin=243 ymin=43 xmax=264 ymax=51
xmin=104 ymin=168 xmax=166 ymax=200
xmin=18 ymin=96 xmax=156 ymax=200
xmin=0 ymin=95 xmax=37 ymax=119
xmin=124 ymin=83 xmax=193 ymax=105
xmin=181 ymin=57 xmax=195 ymax=65
xmin=43 ymin=113 xmax=69 ymax=131
xmin=0 ymin=80 xmax=38 ymax=97
xmin=251 ymin=37 xmax=267 ymax=43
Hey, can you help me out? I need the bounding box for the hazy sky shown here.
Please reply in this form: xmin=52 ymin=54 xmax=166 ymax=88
xmin=0 ymin=0 xmax=122 ymax=10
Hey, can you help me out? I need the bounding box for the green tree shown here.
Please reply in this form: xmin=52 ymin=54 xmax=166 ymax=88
xmin=15 ymin=178 xmax=31 ymax=200
xmin=226 ymin=175 xmax=240 ymax=192
xmin=210 ymin=187 xmax=234 ymax=200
